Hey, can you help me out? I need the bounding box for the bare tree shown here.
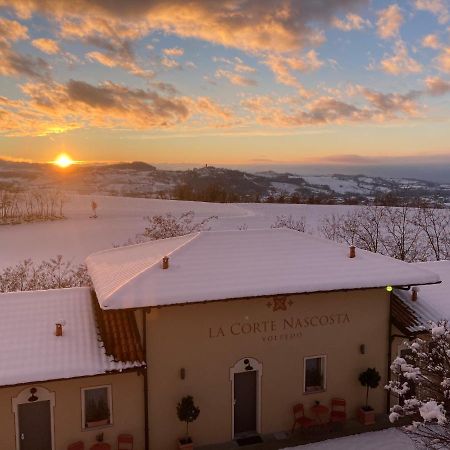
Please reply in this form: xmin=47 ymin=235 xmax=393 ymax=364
xmin=413 ymin=207 xmax=450 ymax=261
xmin=387 ymin=321 xmax=450 ymax=449
xmin=140 ymin=211 xmax=217 ymax=241
xmin=381 ymin=205 xmax=427 ymax=262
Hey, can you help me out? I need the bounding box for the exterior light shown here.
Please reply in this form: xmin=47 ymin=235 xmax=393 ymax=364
xmin=386 ymin=286 xmax=393 ymax=292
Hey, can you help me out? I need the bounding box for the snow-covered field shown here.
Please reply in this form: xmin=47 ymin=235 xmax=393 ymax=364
xmin=283 ymin=428 xmax=416 ymax=450
xmin=0 ymin=195 xmax=356 ymax=270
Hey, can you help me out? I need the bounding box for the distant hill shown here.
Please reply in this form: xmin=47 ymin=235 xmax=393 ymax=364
xmin=0 ymin=160 xmax=448 ymax=205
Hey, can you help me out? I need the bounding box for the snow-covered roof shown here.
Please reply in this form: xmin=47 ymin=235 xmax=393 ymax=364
xmin=394 ymin=261 xmax=450 ymax=332
xmin=86 ymin=229 xmax=441 ymax=310
xmin=0 ymin=287 xmax=143 ymax=387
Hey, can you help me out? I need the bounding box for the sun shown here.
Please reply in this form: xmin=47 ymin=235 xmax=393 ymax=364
xmin=53 ymin=153 xmax=74 ymax=168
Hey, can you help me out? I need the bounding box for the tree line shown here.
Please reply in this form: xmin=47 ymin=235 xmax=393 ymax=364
xmin=0 ymin=190 xmax=68 ymax=225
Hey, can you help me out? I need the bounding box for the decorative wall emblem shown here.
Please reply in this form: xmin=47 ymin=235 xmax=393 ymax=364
xmin=266 ymin=296 xmax=293 ymax=312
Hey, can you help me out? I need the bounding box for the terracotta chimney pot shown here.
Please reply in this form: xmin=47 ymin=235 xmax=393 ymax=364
xmin=349 ymin=245 xmax=356 ymax=258
xmin=55 ymin=323 xmax=63 ymax=336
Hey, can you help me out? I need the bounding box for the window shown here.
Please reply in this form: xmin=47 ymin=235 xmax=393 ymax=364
xmin=81 ymin=385 xmax=112 ymax=430
xmin=304 ymin=356 xmax=326 ymax=393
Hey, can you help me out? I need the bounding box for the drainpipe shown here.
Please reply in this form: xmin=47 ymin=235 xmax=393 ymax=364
xmin=386 ymin=293 xmax=393 ymax=414
xmin=387 ymin=292 xmax=410 ymax=414
xmin=143 ymin=309 xmax=150 ymax=450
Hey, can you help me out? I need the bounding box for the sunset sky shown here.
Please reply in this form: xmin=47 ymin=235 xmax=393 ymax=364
xmin=0 ymin=0 xmax=449 ymax=168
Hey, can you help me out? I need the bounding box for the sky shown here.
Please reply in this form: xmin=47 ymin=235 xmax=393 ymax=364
xmin=0 ymin=0 xmax=449 ymax=171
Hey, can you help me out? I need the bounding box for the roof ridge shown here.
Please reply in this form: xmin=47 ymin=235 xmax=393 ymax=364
xmin=100 ymin=232 xmax=201 ymax=308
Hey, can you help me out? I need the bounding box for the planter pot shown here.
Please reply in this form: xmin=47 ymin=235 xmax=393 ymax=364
xmin=177 ymin=438 xmax=193 ymax=450
xmin=86 ymin=419 xmax=109 ymax=428
xmin=358 ymin=407 xmax=375 ymax=425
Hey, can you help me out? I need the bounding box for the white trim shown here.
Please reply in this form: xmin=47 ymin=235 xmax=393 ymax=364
xmin=229 ymin=357 xmax=262 ymax=438
xmin=303 ymin=355 xmax=327 ymax=394
xmin=81 ymin=384 xmax=113 ymax=430
xmin=12 ymin=386 xmax=56 ymax=450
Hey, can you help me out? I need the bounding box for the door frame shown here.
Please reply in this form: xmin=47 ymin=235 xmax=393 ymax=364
xmin=229 ymin=357 xmax=262 ymax=438
xmin=12 ymin=386 xmax=56 ymax=450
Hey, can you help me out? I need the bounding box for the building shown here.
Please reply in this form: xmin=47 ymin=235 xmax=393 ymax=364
xmin=0 ymin=229 xmax=441 ymax=450
xmin=0 ymin=288 xmax=145 ymax=450
xmin=391 ymin=260 xmax=450 ymax=363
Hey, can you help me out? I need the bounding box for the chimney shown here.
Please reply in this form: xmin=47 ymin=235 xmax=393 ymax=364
xmin=349 ymin=245 xmax=356 ymax=258
xmin=162 ymin=256 xmax=169 ymax=269
xmin=411 ymin=287 xmax=418 ymax=302
xmin=55 ymin=323 xmax=63 ymax=336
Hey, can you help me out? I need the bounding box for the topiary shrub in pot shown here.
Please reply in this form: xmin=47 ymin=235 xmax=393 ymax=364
xmin=358 ymin=368 xmax=381 ymax=425
xmin=177 ymin=395 xmax=200 ymax=449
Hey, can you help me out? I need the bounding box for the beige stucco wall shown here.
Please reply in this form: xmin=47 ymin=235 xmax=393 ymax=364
xmin=0 ymin=371 xmax=144 ymax=450
xmin=146 ymin=288 xmax=390 ymax=449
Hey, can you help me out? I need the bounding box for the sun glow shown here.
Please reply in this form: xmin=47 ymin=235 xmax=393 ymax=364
xmin=53 ymin=153 xmax=74 ymax=168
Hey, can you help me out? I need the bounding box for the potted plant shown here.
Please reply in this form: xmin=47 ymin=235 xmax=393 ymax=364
xmin=358 ymin=368 xmax=381 ymax=425
xmin=177 ymin=395 xmax=200 ymax=449
xmin=85 ymin=397 xmax=110 ymax=428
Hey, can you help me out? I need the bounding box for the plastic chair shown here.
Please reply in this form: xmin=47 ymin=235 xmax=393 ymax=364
xmin=90 ymin=444 xmax=111 ymax=450
xmin=291 ymin=403 xmax=315 ymax=433
xmin=118 ymin=434 xmax=133 ymax=450
xmin=68 ymin=442 xmax=84 ymax=450
xmin=330 ymin=398 xmax=347 ymax=423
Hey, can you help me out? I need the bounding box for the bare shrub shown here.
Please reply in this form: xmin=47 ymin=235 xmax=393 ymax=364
xmin=271 ymin=214 xmax=307 ymax=232
xmin=0 ymin=256 xmax=91 ymax=293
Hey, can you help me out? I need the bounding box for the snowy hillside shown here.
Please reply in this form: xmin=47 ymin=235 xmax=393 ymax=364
xmin=0 ymin=195 xmax=355 ymax=270
xmin=1 ymin=159 xmax=449 ymax=204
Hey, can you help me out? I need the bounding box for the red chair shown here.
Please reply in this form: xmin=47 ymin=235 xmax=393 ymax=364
xmin=291 ymin=403 xmax=315 ymax=433
xmin=68 ymin=443 xmax=84 ymax=450
xmin=90 ymin=444 xmax=111 ymax=450
xmin=330 ymin=398 xmax=347 ymax=423
xmin=118 ymin=434 xmax=133 ymax=450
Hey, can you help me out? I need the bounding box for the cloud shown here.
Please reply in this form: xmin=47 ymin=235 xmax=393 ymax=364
xmin=0 ymin=17 xmax=28 ymax=42
xmin=150 ymin=82 xmax=180 ymax=95
xmin=31 ymin=38 xmax=60 ymax=54
xmin=414 ymin=0 xmax=449 ymax=24
xmin=160 ymin=56 xmax=181 ymax=69
xmin=0 ymin=79 xmax=235 ymax=136
xmin=215 ymin=69 xmax=257 ymax=86
xmin=163 ymin=47 xmax=184 ymax=57
xmin=86 ymin=51 xmax=154 ymax=78
xmin=361 ymin=88 xmax=420 ymax=115
xmin=1 ymin=0 xmax=368 ymax=54
xmin=264 ymin=51 xmax=323 ymax=87
xmin=241 ymin=85 xmax=422 ymax=128
xmin=0 ymin=41 xmax=51 ymax=79
xmin=380 ymin=41 xmax=422 ymax=75
xmin=332 ymin=13 xmax=371 ymax=31
xmin=376 ymin=4 xmax=403 ymax=39
xmin=421 ymin=34 xmax=442 ymax=49
xmin=436 ymin=47 xmax=450 ymax=73
xmin=424 ymin=76 xmax=450 ymax=95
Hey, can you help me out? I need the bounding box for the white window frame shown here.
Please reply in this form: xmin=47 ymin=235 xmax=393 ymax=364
xmin=81 ymin=384 xmax=113 ymax=431
xmin=303 ymin=355 xmax=327 ymax=394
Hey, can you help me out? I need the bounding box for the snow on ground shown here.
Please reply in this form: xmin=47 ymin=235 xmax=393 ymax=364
xmin=302 ymin=176 xmax=370 ymax=194
xmin=0 ymin=194 xmax=357 ymax=270
xmin=270 ymin=182 xmax=300 ymax=194
xmin=282 ymin=428 xmax=416 ymax=450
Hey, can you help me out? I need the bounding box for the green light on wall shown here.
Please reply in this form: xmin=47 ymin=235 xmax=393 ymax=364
xmin=386 ymin=286 xmax=393 ymax=292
